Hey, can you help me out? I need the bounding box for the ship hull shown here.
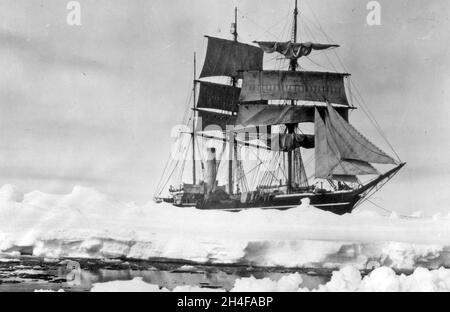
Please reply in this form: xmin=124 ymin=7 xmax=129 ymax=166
xmin=198 ymin=191 xmax=361 ymax=215
xmin=161 ymin=164 xmax=406 ymax=216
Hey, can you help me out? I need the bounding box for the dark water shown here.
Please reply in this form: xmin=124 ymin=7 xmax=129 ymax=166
xmin=0 ymin=257 xmax=331 ymax=292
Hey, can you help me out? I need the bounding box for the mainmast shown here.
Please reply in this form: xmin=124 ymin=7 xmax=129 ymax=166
xmin=287 ymin=0 xmax=299 ymax=193
xmin=233 ymin=6 xmax=238 ymax=42
xmin=228 ymin=6 xmax=238 ymax=195
xmin=290 ymin=0 xmax=299 ymax=71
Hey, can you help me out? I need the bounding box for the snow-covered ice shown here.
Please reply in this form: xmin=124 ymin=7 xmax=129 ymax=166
xmin=91 ymin=277 xmax=168 ymax=292
xmin=90 ymin=277 xmax=225 ymax=292
xmin=1 ymin=184 xmax=450 ymax=271
xmin=87 ymin=266 xmax=450 ymax=292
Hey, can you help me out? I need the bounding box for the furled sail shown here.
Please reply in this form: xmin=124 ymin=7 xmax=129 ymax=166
xmin=200 ymin=36 xmax=264 ymax=79
xmin=196 ymin=109 xmax=236 ymax=132
xmin=240 ymin=70 xmax=350 ymax=106
xmin=235 ymin=130 xmax=314 ymax=151
xmin=197 ymin=81 xmax=240 ymax=113
xmin=256 ymin=41 xmax=339 ymax=59
xmin=272 ymin=133 xmax=315 ymax=152
xmin=236 ymin=104 xmax=349 ymax=127
xmin=315 ymin=104 xmax=397 ymax=180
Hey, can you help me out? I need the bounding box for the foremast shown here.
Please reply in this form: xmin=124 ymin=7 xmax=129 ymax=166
xmin=193 ymin=6 xmax=265 ymax=196
xmin=228 ymin=6 xmax=238 ymax=195
xmin=192 ymin=53 xmax=197 ymax=185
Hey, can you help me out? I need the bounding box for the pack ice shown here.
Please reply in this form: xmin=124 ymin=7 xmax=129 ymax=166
xmin=0 ymin=184 xmax=450 ymax=271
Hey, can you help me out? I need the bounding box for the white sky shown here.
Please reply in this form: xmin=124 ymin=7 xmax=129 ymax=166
xmin=0 ymin=0 xmax=449 ymax=214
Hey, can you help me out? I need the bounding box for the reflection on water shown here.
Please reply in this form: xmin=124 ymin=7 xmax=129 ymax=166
xmin=0 ymin=257 xmax=331 ymax=292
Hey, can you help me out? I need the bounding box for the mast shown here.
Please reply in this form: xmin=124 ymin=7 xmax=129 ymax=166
xmin=228 ymin=6 xmax=238 ymax=195
xmin=287 ymin=0 xmax=299 ymax=193
xmin=192 ymin=52 xmax=197 ymax=185
xmin=233 ymin=6 xmax=238 ymax=42
xmin=290 ymin=0 xmax=299 ymax=71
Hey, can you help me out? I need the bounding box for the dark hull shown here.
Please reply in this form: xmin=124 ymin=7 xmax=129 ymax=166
xmin=198 ymin=191 xmax=361 ymax=215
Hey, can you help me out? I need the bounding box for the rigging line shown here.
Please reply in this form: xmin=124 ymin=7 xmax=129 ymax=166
xmin=302 ymin=1 xmax=401 ymax=161
xmin=237 ymin=9 xmax=286 ymax=41
xmin=263 ymin=153 xmax=279 ymax=185
xmin=262 ymin=154 xmax=284 ymax=187
xmin=303 ymin=9 xmax=398 ymax=159
xmin=155 ymin=156 xmax=173 ymax=196
xmin=305 ymin=56 xmax=336 ymax=72
xmin=301 ymin=14 xmax=337 ymax=44
xmin=158 ymin=139 xmax=188 ymax=195
xmin=236 ymin=158 xmax=265 ymax=183
xmin=181 ymin=91 xmax=194 ymax=126
xmin=253 ymin=148 xmax=275 ymax=182
xmin=303 ymin=1 xmax=337 ymax=44
xmin=156 ymin=138 xmax=188 ymax=194
xmin=364 ymin=199 xmax=421 ymax=220
xmin=299 ymin=4 xmax=342 ymax=74
xmin=176 ymin=138 xmax=192 ymax=184
xmin=302 ymin=4 xmax=350 ymax=78
xmin=158 ymin=65 xmax=197 ymax=195
xmin=342 ymin=79 xmax=401 ymax=158
xmin=356 ymin=175 xmax=393 ymax=208
xmin=156 ymin=129 xmax=191 ymax=195
xmin=300 ymin=18 xmax=340 ymax=73
xmin=251 ymin=150 xmax=267 ymax=181
xmin=350 ymin=83 xmax=401 ymax=162
xmin=275 ymin=153 xmax=288 ymax=180
xmin=365 ymin=199 xmax=394 ymax=215
xmin=259 ymin=166 xmax=270 ymax=186
xmin=253 ymin=11 xmax=293 ymax=41
xmin=158 ymin=162 xmax=179 ymax=197
xmin=349 ymin=79 xmax=402 ymax=162
xmin=308 ymin=48 xmax=340 ymax=58
xmin=303 ymin=154 xmax=314 ymax=168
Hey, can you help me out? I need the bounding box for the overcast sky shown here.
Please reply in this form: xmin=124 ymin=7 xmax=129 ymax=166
xmin=0 ymin=0 xmax=448 ymax=214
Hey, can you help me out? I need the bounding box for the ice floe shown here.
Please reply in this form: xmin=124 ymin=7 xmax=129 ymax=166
xmin=1 ymin=184 xmax=450 ymax=271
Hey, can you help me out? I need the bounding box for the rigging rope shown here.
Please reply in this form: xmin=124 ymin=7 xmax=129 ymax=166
xmin=155 ymin=81 xmax=195 ymax=197
xmin=302 ymin=0 xmax=402 ymax=162
xmin=238 ymin=9 xmax=291 ymax=42
xmin=356 ymin=199 xmax=424 ymax=220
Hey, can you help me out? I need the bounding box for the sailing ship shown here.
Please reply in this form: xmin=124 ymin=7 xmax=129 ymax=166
xmin=155 ymin=1 xmax=405 ymax=215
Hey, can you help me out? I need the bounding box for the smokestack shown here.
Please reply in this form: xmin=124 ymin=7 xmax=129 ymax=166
xmin=206 ymin=148 xmax=217 ymax=194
